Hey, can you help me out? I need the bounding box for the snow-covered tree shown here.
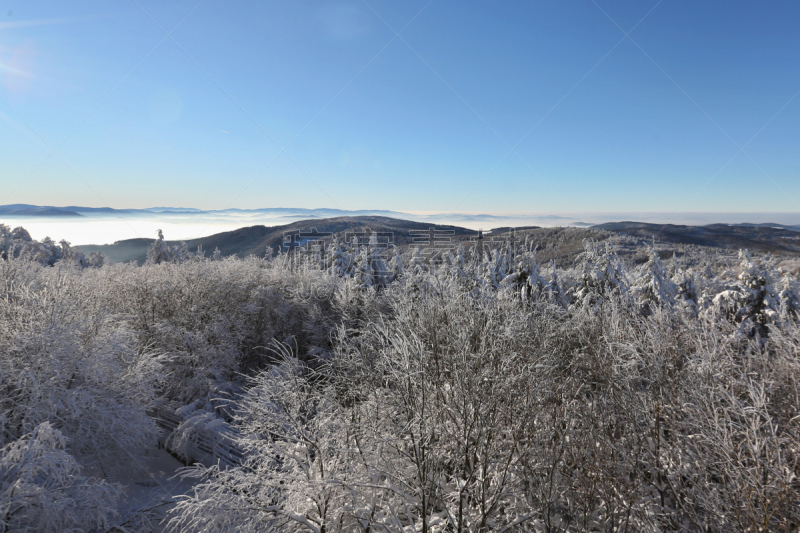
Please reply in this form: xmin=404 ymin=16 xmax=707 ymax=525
xmin=0 ymin=225 xmax=103 ymax=267
xmin=451 ymin=243 xmax=468 ymax=278
xmin=350 ymin=235 xmax=388 ymax=289
xmin=388 ymin=245 xmax=403 ymax=282
xmin=778 ymin=270 xmax=800 ymax=318
xmin=632 ymin=248 xmax=678 ymax=314
xmin=467 ymin=239 xmax=482 ymax=278
xmin=2 ymin=223 xmax=800 ymax=531
xmin=711 ymin=250 xmax=779 ymax=334
xmin=366 ymin=233 xmax=389 ymax=287
xmin=10 ymin=226 xmax=32 ymax=243
xmin=500 ymin=248 xmax=545 ymax=301
xmin=673 ymin=268 xmax=700 ymax=316
xmin=352 ymin=246 xmax=374 ymax=289
xmin=33 ymin=236 xmax=62 ymax=265
xmin=483 ymin=243 xmax=513 ymax=288
xmin=409 ymin=246 xmax=426 ymax=274
xmin=570 ymin=240 xmax=630 ymax=310
xmin=542 ymin=261 xmax=568 ymax=307
xmin=178 ymin=241 xmax=193 ymax=263
xmin=146 ymin=229 xmax=174 ymax=264
xmin=328 ymin=236 xmax=353 ymax=278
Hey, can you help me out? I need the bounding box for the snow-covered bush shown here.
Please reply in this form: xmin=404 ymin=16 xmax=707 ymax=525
xmin=168 ymin=349 xmax=354 ymax=533
xmin=168 ymin=247 xmax=800 ymax=532
xmin=0 ymin=262 xmax=161 ymax=469
xmin=0 ymin=422 xmax=123 ymax=532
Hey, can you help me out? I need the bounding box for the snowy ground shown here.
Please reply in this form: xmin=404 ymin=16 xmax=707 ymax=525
xmin=111 ymin=447 xmax=197 ymax=532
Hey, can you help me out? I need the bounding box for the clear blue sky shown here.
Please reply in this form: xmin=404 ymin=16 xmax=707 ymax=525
xmin=1 ymin=0 xmax=798 ymax=214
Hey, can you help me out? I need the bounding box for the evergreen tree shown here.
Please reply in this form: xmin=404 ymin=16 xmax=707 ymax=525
xmin=570 ymin=240 xmax=630 ymax=310
xmin=146 ymin=229 xmax=173 ymax=264
xmin=352 ymin=247 xmax=374 ymax=289
xmin=452 ymin=244 xmax=467 ymax=278
xmin=484 ymin=244 xmax=513 ymax=289
xmin=409 ymin=246 xmax=426 ymax=274
xmin=673 ymin=268 xmax=700 ymax=316
xmin=351 ymin=234 xmax=389 ymax=289
xmin=778 ymin=271 xmax=800 ymax=318
xmin=328 ymin=236 xmax=353 ymax=278
xmin=500 ymin=249 xmax=544 ymax=301
xmin=632 ymin=248 xmax=678 ymax=314
xmin=543 ymin=260 xmax=568 ymax=307
xmin=178 ymin=241 xmax=193 ymax=263
xmin=711 ymin=250 xmax=780 ymax=335
xmin=389 ymin=245 xmax=403 ymax=282
xmin=367 ymin=233 xmax=389 ymax=287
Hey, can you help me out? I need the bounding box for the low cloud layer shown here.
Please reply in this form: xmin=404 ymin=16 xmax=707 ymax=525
xmin=1 ymin=208 xmax=799 ymax=245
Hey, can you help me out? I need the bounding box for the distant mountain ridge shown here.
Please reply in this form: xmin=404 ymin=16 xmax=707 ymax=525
xmin=0 ymin=204 xmax=409 ymax=218
xmin=0 ymin=204 xmax=84 ymax=217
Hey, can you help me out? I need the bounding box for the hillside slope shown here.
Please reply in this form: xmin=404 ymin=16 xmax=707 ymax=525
xmin=593 ymin=221 xmax=800 ymax=254
xmin=79 ymin=216 xmax=475 ymax=264
xmin=78 ymin=217 xmax=800 ymax=265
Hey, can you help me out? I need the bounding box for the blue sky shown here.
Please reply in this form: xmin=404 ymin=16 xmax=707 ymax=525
xmin=0 ymin=0 xmax=798 ymax=214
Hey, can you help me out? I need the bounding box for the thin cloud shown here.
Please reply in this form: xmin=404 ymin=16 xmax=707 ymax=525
xmin=0 ymin=15 xmax=110 ymax=30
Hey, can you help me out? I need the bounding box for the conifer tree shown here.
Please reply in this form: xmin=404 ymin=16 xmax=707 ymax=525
xmin=389 ymin=245 xmax=403 ymax=282
xmin=571 ymin=240 xmax=630 ymax=310
xmin=778 ymin=270 xmax=800 ymax=318
xmin=543 ymin=260 xmax=568 ymax=307
xmin=673 ymin=268 xmax=700 ymax=316
xmin=329 ymin=236 xmax=353 ymax=278
xmin=146 ymin=229 xmax=173 ymax=264
xmin=409 ymin=246 xmax=426 ymax=274
xmin=632 ymin=248 xmax=678 ymax=314
xmin=711 ymin=250 xmax=780 ymax=335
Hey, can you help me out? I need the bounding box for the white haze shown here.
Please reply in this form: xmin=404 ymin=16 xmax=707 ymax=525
xmin=3 ymin=211 xmax=800 ymax=246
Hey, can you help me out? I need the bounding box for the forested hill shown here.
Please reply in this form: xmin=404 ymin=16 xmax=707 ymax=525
xmin=78 ymin=216 xmax=475 ymax=264
xmin=593 ymin=221 xmax=800 ymax=254
xmin=78 ymin=216 xmax=800 ymax=264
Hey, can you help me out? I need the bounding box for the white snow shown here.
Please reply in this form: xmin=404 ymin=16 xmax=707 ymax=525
xmin=113 ymin=447 xmax=197 ymax=532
